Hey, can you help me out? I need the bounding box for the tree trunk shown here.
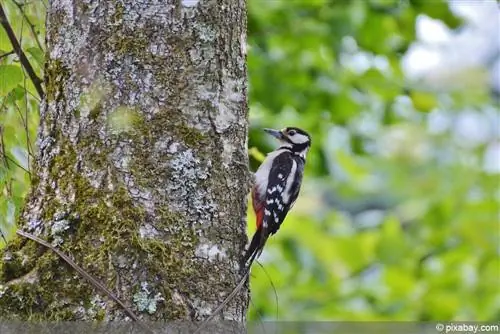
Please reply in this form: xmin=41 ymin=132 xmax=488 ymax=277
xmin=0 ymin=0 xmax=249 ymax=323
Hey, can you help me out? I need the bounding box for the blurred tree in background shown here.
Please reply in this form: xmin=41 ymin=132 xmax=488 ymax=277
xmin=0 ymin=0 xmax=498 ymax=323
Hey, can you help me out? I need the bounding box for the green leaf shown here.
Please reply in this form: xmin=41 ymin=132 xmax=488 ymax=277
xmin=410 ymin=91 xmax=437 ymax=112
xmin=358 ymin=68 xmax=402 ymax=100
xmin=0 ymin=27 xmax=12 ymax=52
xmin=0 ymin=64 xmax=23 ymax=95
xmin=410 ymin=0 xmax=462 ymax=29
xmin=27 ymin=47 xmax=45 ymax=67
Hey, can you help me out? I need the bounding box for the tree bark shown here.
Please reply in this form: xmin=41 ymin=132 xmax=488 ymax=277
xmin=0 ymin=0 xmax=249 ymax=323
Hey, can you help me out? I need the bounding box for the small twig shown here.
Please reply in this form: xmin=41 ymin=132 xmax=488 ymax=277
xmin=18 ymin=7 xmax=32 ymax=178
xmin=16 ymin=229 xmax=155 ymax=334
xmin=0 ymin=90 xmax=11 ymax=113
xmin=0 ymin=126 xmax=10 ymax=169
xmin=0 ymin=50 xmax=15 ymax=59
xmin=255 ymin=260 xmax=279 ymax=322
xmin=13 ymin=100 xmax=35 ymax=157
xmin=3 ymin=153 xmax=30 ymax=175
xmin=9 ymin=0 xmax=44 ymax=51
xmin=25 ymin=88 xmax=41 ymax=103
xmin=0 ymin=4 xmax=44 ymax=99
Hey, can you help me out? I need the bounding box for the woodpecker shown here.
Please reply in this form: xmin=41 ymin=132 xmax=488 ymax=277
xmin=193 ymin=127 xmax=311 ymax=331
xmin=241 ymin=126 xmax=311 ymax=271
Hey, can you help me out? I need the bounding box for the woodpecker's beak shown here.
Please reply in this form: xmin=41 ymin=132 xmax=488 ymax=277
xmin=264 ymin=128 xmax=284 ymax=140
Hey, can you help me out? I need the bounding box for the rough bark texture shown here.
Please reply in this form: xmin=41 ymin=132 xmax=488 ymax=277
xmin=0 ymin=0 xmax=249 ymax=322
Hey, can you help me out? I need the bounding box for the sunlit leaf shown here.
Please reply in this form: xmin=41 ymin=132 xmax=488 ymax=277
xmin=0 ymin=26 xmax=12 ymax=52
xmin=0 ymin=64 xmax=23 ymax=95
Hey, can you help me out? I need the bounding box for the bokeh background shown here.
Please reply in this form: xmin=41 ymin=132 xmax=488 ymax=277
xmin=1 ymin=0 xmax=499 ymax=322
xmin=246 ymin=0 xmax=499 ymax=322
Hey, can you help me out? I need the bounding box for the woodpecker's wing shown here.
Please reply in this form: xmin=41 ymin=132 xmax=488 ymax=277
xmin=262 ymin=152 xmax=304 ymax=235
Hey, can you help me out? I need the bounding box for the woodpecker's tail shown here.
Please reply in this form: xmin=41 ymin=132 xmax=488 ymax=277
xmin=240 ymin=228 xmax=269 ymax=273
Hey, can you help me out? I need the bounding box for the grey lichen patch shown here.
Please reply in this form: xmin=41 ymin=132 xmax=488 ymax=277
xmin=182 ymin=0 xmax=200 ymax=7
xmin=195 ymin=243 xmax=227 ymax=262
xmin=50 ymin=219 xmax=70 ymax=245
xmin=138 ymin=223 xmax=159 ymax=239
xmin=166 ymin=148 xmax=218 ymax=218
xmin=133 ymin=282 xmax=164 ymax=314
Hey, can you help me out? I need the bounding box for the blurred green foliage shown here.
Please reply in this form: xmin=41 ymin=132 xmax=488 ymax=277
xmin=0 ymin=0 xmax=498 ymax=323
xmin=0 ymin=0 xmax=43 ymax=243
xmin=247 ymin=0 xmax=498 ymax=322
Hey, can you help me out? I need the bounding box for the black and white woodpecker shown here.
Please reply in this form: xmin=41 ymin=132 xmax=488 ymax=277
xmin=241 ymin=126 xmax=311 ymax=271
xmin=193 ymin=127 xmax=311 ymax=330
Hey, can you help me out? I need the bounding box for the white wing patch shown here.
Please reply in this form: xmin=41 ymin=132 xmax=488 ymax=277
xmin=282 ymin=159 xmax=297 ymax=204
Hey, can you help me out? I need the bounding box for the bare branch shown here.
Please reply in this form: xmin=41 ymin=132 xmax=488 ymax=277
xmin=0 ymin=50 xmax=15 ymax=59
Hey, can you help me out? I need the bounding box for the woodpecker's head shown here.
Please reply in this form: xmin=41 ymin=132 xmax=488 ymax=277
xmin=264 ymin=127 xmax=311 ymax=157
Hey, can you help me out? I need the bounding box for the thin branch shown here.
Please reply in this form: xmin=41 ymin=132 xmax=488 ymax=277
xmin=0 ymin=124 xmax=31 ymax=175
xmin=0 ymin=91 xmax=11 ymax=113
xmin=9 ymin=0 xmax=44 ymax=51
xmin=0 ymin=4 xmax=44 ymax=99
xmin=17 ymin=11 xmax=32 ymax=177
xmin=0 ymin=50 xmax=15 ymax=59
xmin=25 ymin=88 xmax=41 ymax=103
xmin=16 ymin=229 xmax=155 ymax=334
xmin=255 ymin=260 xmax=279 ymax=321
xmin=0 ymin=126 xmax=10 ymax=169
xmin=23 ymin=80 xmax=31 ymax=178
xmin=13 ymin=99 xmax=34 ymax=156
xmin=3 ymin=153 xmax=31 ymax=175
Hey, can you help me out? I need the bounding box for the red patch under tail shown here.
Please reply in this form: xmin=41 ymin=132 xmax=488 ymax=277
xmin=252 ymin=187 xmax=265 ymax=229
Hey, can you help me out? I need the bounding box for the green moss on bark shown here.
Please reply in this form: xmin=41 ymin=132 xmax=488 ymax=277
xmin=45 ymin=59 xmax=69 ymax=104
xmin=1 ymin=127 xmax=200 ymax=320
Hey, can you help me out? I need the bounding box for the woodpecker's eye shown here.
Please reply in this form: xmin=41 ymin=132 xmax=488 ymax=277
xmin=288 ymin=129 xmax=297 ymax=136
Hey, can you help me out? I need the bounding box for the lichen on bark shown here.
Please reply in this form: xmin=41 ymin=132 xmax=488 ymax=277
xmin=0 ymin=0 xmax=249 ymax=322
